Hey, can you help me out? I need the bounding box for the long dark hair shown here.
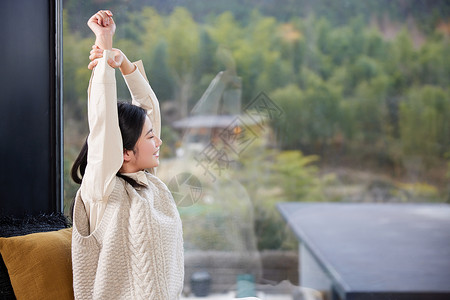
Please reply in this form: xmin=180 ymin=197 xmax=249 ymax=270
xmin=71 ymin=102 xmax=147 ymax=188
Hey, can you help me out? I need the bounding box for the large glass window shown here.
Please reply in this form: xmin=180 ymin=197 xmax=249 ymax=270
xmin=63 ymin=1 xmax=450 ymax=299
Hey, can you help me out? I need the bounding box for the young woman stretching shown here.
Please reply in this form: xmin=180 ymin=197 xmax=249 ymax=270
xmin=70 ymin=10 xmax=184 ymax=299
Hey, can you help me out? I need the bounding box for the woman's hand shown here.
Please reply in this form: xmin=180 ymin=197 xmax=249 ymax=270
xmin=87 ymin=10 xmax=115 ymax=50
xmin=88 ymin=45 xmax=136 ymax=75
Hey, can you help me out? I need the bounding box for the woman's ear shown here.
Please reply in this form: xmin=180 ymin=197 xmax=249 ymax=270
xmin=123 ymin=149 xmax=133 ymax=162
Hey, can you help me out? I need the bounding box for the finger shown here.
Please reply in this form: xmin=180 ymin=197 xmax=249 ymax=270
xmin=102 ymin=11 xmax=114 ymax=26
xmin=90 ymin=48 xmax=103 ymax=54
xmin=98 ymin=11 xmax=109 ymax=26
xmin=93 ymin=13 xmax=102 ymax=26
xmin=107 ymin=58 xmax=119 ymax=69
xmin=91 ymin=49 xmax=103 ymax=55
xmin=108 ymin=16 xmax=115 ymax=26
xmin=94 ymin=11 xmax=107 ymax=26
xmin=88 ymin=60 xmax=99 ymax=70
xmin=89 ymin=50 xmax=103 ymax=59
xmin=87 ymin=14 xmax=99 ymax=26
xmin=89 ymin=51 xmax=103 ymax=61
xmin=105 ymin=11 xmax=114 ymax=25
xmin=92 ymin=45 xmax=102 ymax=52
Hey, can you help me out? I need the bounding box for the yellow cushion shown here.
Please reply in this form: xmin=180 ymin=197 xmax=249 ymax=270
xmin=0 ymin=228 xmax=74 ymax=300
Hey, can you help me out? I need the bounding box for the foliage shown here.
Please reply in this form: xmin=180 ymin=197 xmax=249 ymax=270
xmin=272 ymin=151 xmax=324 ymax=202
xmin=233 ymin=132 xmax=332 ymax=250
xmin=62 ymin=1 xmax=450 ymax=243
xmin=399 ymin=85 xmax=450 ymax=161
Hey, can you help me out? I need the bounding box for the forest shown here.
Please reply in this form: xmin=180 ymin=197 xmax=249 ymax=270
xmin=62 ymin=0 xmax=449 ymax=249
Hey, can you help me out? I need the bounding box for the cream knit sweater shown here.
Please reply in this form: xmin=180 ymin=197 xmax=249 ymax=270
xmin=72 ymin=172 xmax=184 ymax=299
xmin=72 ymin=51 xmax=183 ymax=299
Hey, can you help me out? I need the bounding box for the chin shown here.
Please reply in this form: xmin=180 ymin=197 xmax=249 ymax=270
xmin=149 ymin=162 xmax=159 ymax=169
xmin=145 ymin=157 xmax=160 ymax=169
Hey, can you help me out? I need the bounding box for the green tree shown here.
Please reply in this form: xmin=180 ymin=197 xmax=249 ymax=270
xmin=417 ymin=39 xmax=450 ymax=88
xmin=148 ymin=41 xmax=175 ymax=102
xmin=270 ymin=84 xmax=304 ymax=149
xmin=165 ymin=7 xmax=200 ymax=117
xmin=350 ymin=74 xmax=390 ymax=145
xmin=399 ymin=85 xmax=450 ymax=161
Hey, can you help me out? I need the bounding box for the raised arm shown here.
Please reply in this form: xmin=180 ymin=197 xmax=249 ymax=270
xmin=123 ymin=62 xmax=161 ymax=140
xmin=80 ymin=11 xmax=123 ymax=218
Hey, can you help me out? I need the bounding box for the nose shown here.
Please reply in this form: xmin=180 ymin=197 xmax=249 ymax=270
xmin=156 ymin=136 xmax=162 ymax=147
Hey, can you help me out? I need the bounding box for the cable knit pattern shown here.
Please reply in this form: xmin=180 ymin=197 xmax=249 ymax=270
xmin=72 ymin=172 xmax=184 ymax=300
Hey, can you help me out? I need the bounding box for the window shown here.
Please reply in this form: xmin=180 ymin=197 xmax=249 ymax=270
xmin=63 ymin=1 xmax=450 ymax=299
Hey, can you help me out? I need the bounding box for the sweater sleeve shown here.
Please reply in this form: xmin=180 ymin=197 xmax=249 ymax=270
xmin=80 ymin=50 xmax=123 ymax=231
xmin=122 ymin=61 xmax=161 ymax=140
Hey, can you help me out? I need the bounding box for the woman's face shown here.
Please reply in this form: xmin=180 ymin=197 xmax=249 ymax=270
xmin=133 ymin=116 xmax=162 ymax=170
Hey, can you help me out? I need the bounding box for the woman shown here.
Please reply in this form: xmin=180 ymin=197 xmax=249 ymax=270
xmin=70 ymin=10 xmax=184 ymax=299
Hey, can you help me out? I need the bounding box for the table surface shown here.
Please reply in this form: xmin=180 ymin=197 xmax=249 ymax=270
xmin=277 ymin=202 xmax=450 ymax=298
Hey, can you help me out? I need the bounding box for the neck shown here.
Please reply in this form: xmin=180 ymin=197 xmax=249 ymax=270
xmin=119 ymin=163 xmax=141 ymax=174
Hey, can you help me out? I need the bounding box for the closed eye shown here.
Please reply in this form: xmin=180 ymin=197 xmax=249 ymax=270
xmin=146 ymin=128 xmax=154 ymax=138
